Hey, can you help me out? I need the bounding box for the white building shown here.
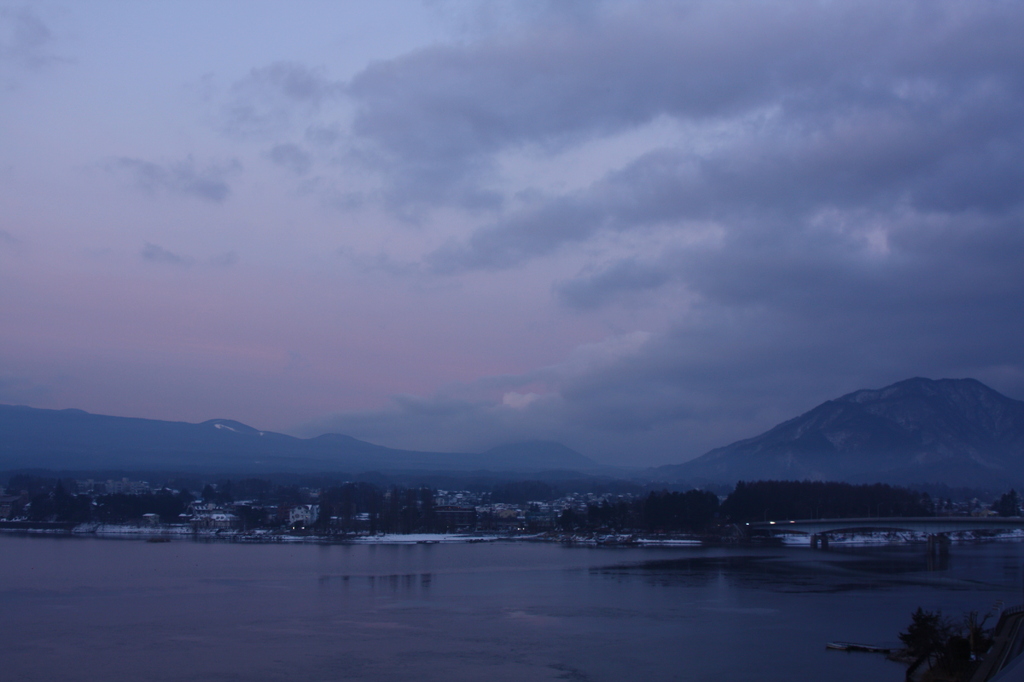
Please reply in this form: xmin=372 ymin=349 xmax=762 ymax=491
xmin=289 ymin=504 xmax=320 ymax=527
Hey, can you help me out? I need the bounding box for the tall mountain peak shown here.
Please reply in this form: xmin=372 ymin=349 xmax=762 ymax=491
xmin=661 ymin=377 xmax=1024 ymax=488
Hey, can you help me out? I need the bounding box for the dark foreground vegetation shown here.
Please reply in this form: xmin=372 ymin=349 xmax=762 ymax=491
xmin=721 ymin=480 xmax=934 ymax=521
xmin=896 ymin=607 xmax=996 ymax=681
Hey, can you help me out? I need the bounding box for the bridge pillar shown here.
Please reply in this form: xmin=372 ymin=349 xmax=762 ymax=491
xmin=927 ymin=534 xmax=950 ymax=556
xmin=810 ymin=533 xmax=830 ymax=549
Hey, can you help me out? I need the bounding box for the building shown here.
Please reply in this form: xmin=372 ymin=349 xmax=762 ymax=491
xmin=435 ymin=505 xmax=476 ymax=530
xmin=288 ymin=504 xmax=320 ymax=527
xmin=194 ymin=512 xmax=240 ymax=530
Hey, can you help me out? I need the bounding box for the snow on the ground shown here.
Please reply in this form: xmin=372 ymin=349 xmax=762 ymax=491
xmin=636 ymin=539 xmax=702 ymax=546
xmin=349 ymin=534 xmax=498 ymax=544
xmin=777 ymin=529 xmax=1024 ymax=546
xmin=77 ymin=523 xmax=195 ymax=536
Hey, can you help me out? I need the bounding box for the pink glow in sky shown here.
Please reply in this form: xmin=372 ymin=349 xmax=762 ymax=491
xmin=3 ymin=1 xmax=1024 ymax=465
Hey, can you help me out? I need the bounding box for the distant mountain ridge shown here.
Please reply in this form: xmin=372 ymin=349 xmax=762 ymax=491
xmin=657 ymin=377 xmax=1024 ymax=488
xmin=0 ymin=404 xmax=597 ymax=474
xmin=481 ymin=441 xmax=596 ymax=471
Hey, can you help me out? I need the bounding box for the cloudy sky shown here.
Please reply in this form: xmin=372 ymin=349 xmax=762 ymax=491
xmin=2 ymin=1 xmax=1023 ymax=466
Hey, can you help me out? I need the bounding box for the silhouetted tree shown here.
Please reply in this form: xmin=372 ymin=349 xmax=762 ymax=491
xmin=898 ymin=608 xmax=990 ymax=681
xmin=900 ymin=608 xmax=951 ymax=660
xmin=994 ymin=489 xmax=1020 ymax=517
xmin=642 ymin=490 xmax=720 ymax=532
xmin=557 ymin=506 xmax=581 ymax=531
xmin=491 ymin=481 xmax=555 ymax=504
xmin=721 ymin=480 xmax=931 ymax=522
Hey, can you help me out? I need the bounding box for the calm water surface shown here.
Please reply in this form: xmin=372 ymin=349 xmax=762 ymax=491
xmin=2 ymin=535 xmax=1024 ymax=681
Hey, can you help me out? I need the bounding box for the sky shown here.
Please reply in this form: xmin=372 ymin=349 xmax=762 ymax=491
xmin=2 ymin=1 xmax=1024 ymax=467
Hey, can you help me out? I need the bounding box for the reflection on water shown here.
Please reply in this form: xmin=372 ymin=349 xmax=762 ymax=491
xmin=596 ymin=549 xmax=972 ymax=592
xmin=317 ymin=571 xmax=436 ymax=595
xmin=2 ymin=535 xmax=1023 ymax=682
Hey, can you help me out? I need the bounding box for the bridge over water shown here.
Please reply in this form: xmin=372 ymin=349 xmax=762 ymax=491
xmin=747 ymin=516 xmax=1024 ymax=551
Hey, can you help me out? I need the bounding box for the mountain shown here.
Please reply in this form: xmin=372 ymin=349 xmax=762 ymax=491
xmin=0 ymin=404 xmax=597 ymax=474
xmin=481 ymin=441 xmax=598 ymax=471
xmin=656 ymin=378 xmax=1024 ymax=488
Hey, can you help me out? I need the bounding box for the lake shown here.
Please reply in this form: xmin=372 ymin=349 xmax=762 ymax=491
xmin=2 ymin=535 xmax=1023 ymax=681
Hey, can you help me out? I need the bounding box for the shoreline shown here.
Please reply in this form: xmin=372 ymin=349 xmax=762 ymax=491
xmin=0 ymin=522 xmax=708 ymax=545
xmin=3 ymin=522 xmax=1024 ymax=547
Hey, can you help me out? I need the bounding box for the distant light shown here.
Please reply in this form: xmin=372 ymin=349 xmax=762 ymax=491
xmin=790 ymin=520 xmax=795 ymax=524
xmin=769 ymin=521 xmax=776 ymax=525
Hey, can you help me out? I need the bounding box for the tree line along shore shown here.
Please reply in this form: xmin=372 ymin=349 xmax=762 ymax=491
xmin=5 ymin=475 xmax=1021 ymax=543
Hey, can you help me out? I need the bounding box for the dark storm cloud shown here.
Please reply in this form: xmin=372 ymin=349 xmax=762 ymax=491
xmin=306 ymin=223 xmax=1024 ymax=462
xmin=306 ymin=1 xmax=1024 ymax=463
xmin=543 ymin=209 xmax=1024 ymax=459
xmin=428 ymin=82 xmax=1024 ymax=272
xmin=348 ymin=1 xmax=1024 ymax=213
xmin=141 ymin=242 xmax=193 ymax=267
xmin=347 ymin=3 xmax=786 ymax=200
xmin=554 ymin=258 xmax=672 ymax=309
xmin=109 ymin=156 xmax=239 ymax=203
xmin=427 ymin=149 xmax=710 ymax=271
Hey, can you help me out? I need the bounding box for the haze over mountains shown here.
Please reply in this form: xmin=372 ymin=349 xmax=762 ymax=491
xmin=0 ymin=405 xmax=597 ymax=475
xmin=658 ymin=378 xmax=1024 ymax=488
xmin=3 ymin=377 xmax=1023 ymax=488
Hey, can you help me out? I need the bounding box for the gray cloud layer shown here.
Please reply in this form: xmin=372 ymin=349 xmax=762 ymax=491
xmin=0 ymin=6 xmax=60 ymax=71
xmin=220 ymin=61 xmax=343 ymax=138
xmin=141 ymin=242 xmax=193 ymax=267
xmin=297 ymin=2 xmax=1024 ymax=464
xmin=110 ymin=156 xmax=240 ymax=203
xmin=349 ymin=2 xmax=1024 ymax=214
xmin=266 ymin=142 xmax=312 ymax=175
